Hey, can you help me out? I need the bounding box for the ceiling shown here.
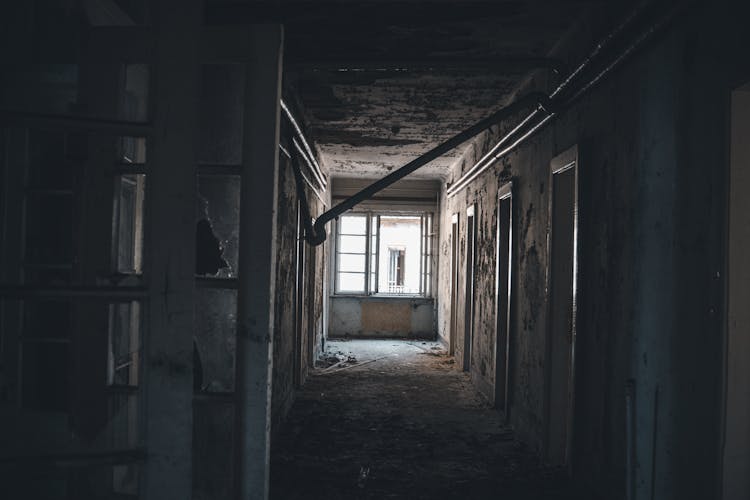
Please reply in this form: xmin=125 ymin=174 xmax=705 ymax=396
xmin=278 ymin=1 xmax=611 ymax=179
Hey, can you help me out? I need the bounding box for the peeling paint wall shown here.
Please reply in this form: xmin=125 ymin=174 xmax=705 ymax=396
xmin=271 ymin=148 xmax=328 ymax=428
xmin=330 ymin=297 xmax=434 ymax=338
xmin=437 ymin=5 xmax=748 ymax=498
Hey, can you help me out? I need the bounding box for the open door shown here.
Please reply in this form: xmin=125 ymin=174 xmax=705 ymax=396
xmin=449 ymin=214 xmax=459 ymax=355
xmin=545 ymin=145 xmax=579 ymax=467
xmin=463 ymin=204 xmax=476 ymax=372
xmin=722 ymin=84 xmax=750 ymax=500
xmin=495 ymin=183 xmax=513 ymax=412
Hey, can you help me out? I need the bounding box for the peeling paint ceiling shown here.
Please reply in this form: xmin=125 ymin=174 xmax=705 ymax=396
xmin=281 ymin=1 xmax=612 ymax=179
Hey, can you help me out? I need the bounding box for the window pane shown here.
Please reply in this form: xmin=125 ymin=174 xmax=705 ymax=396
xmin=199 ymin=64 xmax=245 ymax=164
xmin=339 ymin=235 xmax=366 ymax=254
xmin=114 ymin=174 xmax=146 ymax=274
xmin=107 ymin=302 xmax=141 ymax=387
xmin=118 ymin=136 xmax=147 ymax=165
xmin=337 ymin=272 xmax=365 ymax=293
xmin=24 ymin=299 xmax=71 ymax=339
xmin=339 ymin=215 xmax=366 ymax=235
xmin=197 ymin=175 xmax=240 ymax=278
xmin=25 ymin=192 xmax=73 ymax=265
xmin=195 ymin=288 xmax=237 ymax=392
xmin=377 ymin=216 xmax=422 ymax=294
xmin=122 ymin=64 xmax=150 ymax=122
xmin=339 ymin=253 xmax=366 ymax=273
xmin=22 ymin=342 xmax=69 ymax=412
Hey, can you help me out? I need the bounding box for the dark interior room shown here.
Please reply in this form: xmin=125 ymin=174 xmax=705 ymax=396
xmin=1 ymin=1 xmax=749 ymax=499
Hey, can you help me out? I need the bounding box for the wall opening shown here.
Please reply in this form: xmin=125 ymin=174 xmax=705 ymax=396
xmin=494 ymin=183 xmax=513 ymax=412
xmin=545 ymin=146 xmax=579 ymax=468
xmin=294 ymin=199 xmax=306 ymax=387
xmin=450 ymin=214 xmax=459 ymax=355
xmin=334 ymin=212 xmax=432 ymax=297
xmin=463 ymin=204 xmax=476 ymax=372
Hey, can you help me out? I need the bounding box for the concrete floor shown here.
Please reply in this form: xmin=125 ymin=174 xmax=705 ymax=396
xmin=270 ymin=339 xmax=585 ymax=500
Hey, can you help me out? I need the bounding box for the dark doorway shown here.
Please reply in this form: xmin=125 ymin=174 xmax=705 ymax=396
xmin=294 ymin=199 xmax=306 ymax=387
xmin=450 ymin=214 xmax=459 ymax=355
xmin=495 ymin=183 xmax=513 ymax=412
xmin=545 ymin=146 xmax=579 ymax=467
xmin=463 ymin=205 xmax=476 ymax=372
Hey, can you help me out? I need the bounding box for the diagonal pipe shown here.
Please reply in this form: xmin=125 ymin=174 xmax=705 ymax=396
xmin=306 ymin=91 xmax=550 ymax=245
xmin=304 ymin=0 xmax=685 ymax=245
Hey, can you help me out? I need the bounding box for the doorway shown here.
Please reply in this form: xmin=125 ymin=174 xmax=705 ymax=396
xmin=449 ymin=214 xmax=459 ymax=355
xmin=294 ymin=199 xmax=306 ymax=387
xmin=463 ymin=205 xmax=476 ymax=372
xmin=495 ymin=183 xmax=513 ymax=412
xmin=722 ymin=83 xmax=750 ymax=500
xmin=545 ymin=146 xmax=579 ymax=467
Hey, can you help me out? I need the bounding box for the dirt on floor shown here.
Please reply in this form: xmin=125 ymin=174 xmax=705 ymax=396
xmin=270 ymin=340 xmax=588 ymax=500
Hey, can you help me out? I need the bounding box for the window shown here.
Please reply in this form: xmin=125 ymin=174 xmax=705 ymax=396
xmin=387 ymin=248 xmax=405 ymax=292
xmin=334 ymin=212 xmax=433 ymax=296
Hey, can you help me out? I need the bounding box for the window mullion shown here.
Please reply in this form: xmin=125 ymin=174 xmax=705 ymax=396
xmin=365 ymin=212 xmax=372 ymax=295
xmin=375 ymin=215 xmax=381 ymax=294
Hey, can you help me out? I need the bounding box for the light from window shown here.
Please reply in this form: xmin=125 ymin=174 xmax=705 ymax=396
xmin=335 ymin=212 xmax=433 ymax=296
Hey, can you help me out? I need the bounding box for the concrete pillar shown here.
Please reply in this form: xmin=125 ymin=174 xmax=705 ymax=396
xmin=234 ymin=25 xmax=284 ymax=500
xmin=142 ymin=1 xmax=200 ymax=499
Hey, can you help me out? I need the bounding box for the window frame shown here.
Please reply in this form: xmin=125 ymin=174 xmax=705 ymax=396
xmin=333 ymin=209 xmax=434 ymax=297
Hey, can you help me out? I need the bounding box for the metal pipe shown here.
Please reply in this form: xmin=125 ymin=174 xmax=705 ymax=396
xmin=306 ymin=91 xmax=549 ymax=245
xmin=280 ymin=99 xmax=327 ymax=189
xmin=446 ymin=0 xmax=683 ymax=198
xmin=290 ymin=153 xmax=317 ymax=241
xmin=301 ymin=0 xmax=684 ymax=241
xmin=548 ymin=0 xmax=652 ymax=101
xmin=292 ymin=138 xmax=327 ymax=204
xmin=446 ymin=107 xmax=548 ymax=196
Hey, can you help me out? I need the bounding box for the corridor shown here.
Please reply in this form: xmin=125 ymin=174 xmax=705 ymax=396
xmin=271 ymin=340 xmax=580 ymax=500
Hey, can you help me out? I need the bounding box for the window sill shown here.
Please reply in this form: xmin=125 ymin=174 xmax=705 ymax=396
xmin=331 ymin=294 xmax=432 ymax=301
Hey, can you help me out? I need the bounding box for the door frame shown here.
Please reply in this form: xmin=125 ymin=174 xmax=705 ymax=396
xmin=544 ymin=145 xmax=580 ymax=468
xmin=449 ymin=213 xmax=459 ymax=355
xmin=494 ymin=182 xmax=513 ymax=413
xmin=463 ymin=204 xmax=476 ymax=372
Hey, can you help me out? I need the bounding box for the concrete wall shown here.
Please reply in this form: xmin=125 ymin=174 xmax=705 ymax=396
xmin=271 ymin=146 xmax=327 ymax=427
xmin=437 ymin=4 xmax=749 ymax=498
xmin=330 ymin=296 xmax=434 ymax=338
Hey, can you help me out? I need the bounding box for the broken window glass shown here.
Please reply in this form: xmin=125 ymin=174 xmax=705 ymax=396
xmin=196 ymin=175 xmax=239 ymax=278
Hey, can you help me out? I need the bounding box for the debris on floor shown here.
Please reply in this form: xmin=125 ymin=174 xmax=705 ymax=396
xmin=271 ymin=340 xmax=587 ymax=500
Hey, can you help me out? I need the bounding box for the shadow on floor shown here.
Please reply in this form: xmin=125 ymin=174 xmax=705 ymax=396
xmin=270 ymin=339 xmax=588 ymax=500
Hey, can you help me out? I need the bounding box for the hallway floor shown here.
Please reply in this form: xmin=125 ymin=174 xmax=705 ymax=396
xmin=270 ymin=339 xmax=584 ymax=500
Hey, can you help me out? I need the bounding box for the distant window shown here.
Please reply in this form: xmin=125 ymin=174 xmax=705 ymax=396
xmin=387 ymin=248 xmax=405 ymax=292
xmin=334 ymin=212 xmax=433 ymax=296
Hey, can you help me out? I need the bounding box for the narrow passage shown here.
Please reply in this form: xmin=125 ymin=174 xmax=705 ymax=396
xmin=271 ymin=340 xmax=582 ymax=500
